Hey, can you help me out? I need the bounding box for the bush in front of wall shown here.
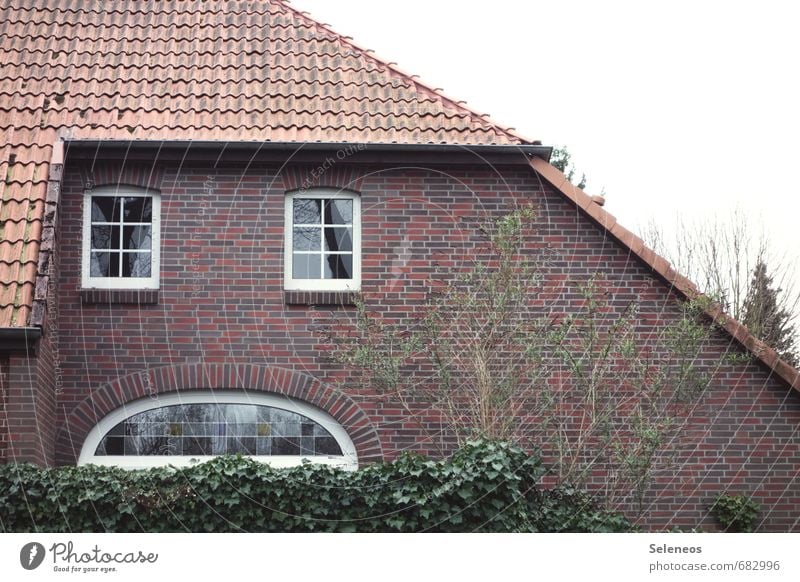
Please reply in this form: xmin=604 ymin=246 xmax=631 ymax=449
xmin=0 ymin=439 xmax=632 ymax=533
xmin=709 ymin=493 xmax=760 ymax=532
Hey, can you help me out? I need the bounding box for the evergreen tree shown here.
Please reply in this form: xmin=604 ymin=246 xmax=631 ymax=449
xmin=742 ymin=260 xmax=799 ymax=366
xmin=550 ymin=146 xmax=587 ymax=190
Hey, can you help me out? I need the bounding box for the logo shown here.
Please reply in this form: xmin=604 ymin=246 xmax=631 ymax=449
xmin=20 ymin=542 xmax=46 ymax=570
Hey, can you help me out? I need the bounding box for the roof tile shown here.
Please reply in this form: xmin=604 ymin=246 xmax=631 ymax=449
xmin=0 ymin=0 xmax=534 ymax=327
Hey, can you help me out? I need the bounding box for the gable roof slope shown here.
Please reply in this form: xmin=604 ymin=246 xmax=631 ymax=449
xmin=0 ymin=0 xmax=532 ymax=327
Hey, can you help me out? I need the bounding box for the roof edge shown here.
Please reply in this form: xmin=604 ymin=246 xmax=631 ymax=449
xmin=27 ymin=139 xmax=63 ymax=331
xmin=63 ymin=140 xmax=552 ymax=166
xmin=62 ymin=139 xmax=551 ymax=155
xmin=529 ymin=156 xmax=800 ymax=393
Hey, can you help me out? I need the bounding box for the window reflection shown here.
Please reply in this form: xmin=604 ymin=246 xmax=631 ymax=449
xmin=95 ymin=403 xmax=344 ymax=457
xmin=291 ymin=197 xmax=355 ymax=281
xmin=89 ymin=195 xmax=152 ymax=279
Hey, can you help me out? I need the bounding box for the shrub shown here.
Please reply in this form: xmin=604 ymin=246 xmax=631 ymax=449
xmin=532 ymin=486 xmax=636 ymax=533
xmin=709 ymin=494 xmax=760 ymax=532
xmin=0 ymin=439 xmax=630 ymax=533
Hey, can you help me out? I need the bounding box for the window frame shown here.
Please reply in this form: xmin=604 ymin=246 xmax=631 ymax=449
xmin=81 ymin=186 xmax=161 ymax=290
xmin=78 ymin=391 xmax=359 ymax=470
xmin=284 ymin=189 xmax=361 ymax=292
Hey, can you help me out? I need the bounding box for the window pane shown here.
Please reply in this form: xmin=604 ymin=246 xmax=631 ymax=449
xmin=141 ymin=436 xmax=180 ymax=455
xmin=274 ymin=421 xmax=301 ymax=437
xmin=102 ymin=436 xmax=124 ymax=455
xmin=185 ymin=423 xmax=205 ymax=437
xmin=228 ymin=436 xmax=256 ymax=455
xmin=256 ymin=437 xmax=272 ymax=455
xmin=184 ymin=437 xmax=213 ymax=456
xmin=293 ymin=199 xmax=321 ymax=224
xmin=324 ymin=253 xmax=352 ymax=279
xmin=325 ymin=199 xmax=352 ymax=225
xmin=123 ymin=225 xmax=152 ymax=250
xmin=124 ymin=436 xmax=140 ymax=455
xmin=300 ymin=437 xmax=315 ymax=455
xmin=90 ymin=252 xmax=120 ymax=277
xmin=293 ymin=227 xmax=321 ymax=251
xmin=122 ymin=252 xmax=151 ymax=277
xmin=324 ymin=227 xmax=352 ymax=252
xmin=293 ymin=253 xmax=321 ymax=279
xmin=91 ymin=225 xmax=120 ymax=250
xmin=315 ymin=436 xmax=343 ymax=456
xmin=123 ymin=197 xmax=152 ymax=223
xmin=91 ymin=197 xmax=121 ymax=222
xmin=271 ymin=409 xmax=301 ymax=424
xmin=273 ymin=437 xmax=301 ymax=455
xmin=181 ymin=404 xmax=218 ymax=423
xmin=223 ymin=404 xmax=258 ymax=423
xmin=94 ymin=403 xmax=345 ymax=457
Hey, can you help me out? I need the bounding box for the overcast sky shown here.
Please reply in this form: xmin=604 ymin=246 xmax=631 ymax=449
xmin=293 ymin=0 xmax=800 ymax=307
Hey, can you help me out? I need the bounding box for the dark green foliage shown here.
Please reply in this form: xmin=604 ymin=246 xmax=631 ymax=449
xmin=550 ymin=146 xmax=587 ymax=190
xmin=709 ymin=493 xmax=760 ymax=532
xmin=0 ymin=440 xmax=631 ymax=533
xmin=742 ymin=260 xmax=798 ymax=366
xmin=530 ymin=486 xmax=636 ymax=533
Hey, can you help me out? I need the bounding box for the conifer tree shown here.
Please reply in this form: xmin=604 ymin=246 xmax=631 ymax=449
xmin=742 ymin=260 xmax=799 ymax=366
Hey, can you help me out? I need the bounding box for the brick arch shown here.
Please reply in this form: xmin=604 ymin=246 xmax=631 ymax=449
xmin=81 ymin=162 xmax=165 ymax=191
xmin=279 ymin=164 xmax=365 ymax=193
xmin=56 ymin=364 xmax=383 ymax=465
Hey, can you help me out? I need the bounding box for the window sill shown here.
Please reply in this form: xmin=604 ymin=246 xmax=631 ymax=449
xmin=284 ymin=290 xmax=358 ymax=306
xmin=80 ymin=288 xmax=160 ymax=305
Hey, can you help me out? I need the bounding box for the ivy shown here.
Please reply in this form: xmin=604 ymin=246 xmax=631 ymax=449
xmin=0 ymin=440 xmax=631 ymax=533
xmin=709 ymin=493 xmax=760 ymax=532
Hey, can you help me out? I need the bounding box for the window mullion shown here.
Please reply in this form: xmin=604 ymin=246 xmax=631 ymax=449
xmin=319 ymin=202 xmax=326 ymax=278
xmin=118 ymin=198 xmax=125 ymax=277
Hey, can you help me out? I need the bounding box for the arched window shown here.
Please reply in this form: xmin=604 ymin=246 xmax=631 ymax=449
xmin=79 ymin=392 xmax=358 ymax=470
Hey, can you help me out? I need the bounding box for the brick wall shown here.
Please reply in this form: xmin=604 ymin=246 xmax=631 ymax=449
xmin=2 ymin=218 xmax=60 ymax=466
xmin=32 ymin=157 xmax=800 ymax=530
xmin=0 ymin=356 xmax=7 ymax=461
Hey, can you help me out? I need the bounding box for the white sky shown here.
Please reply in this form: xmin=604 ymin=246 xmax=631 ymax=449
xmin=293 ymin=0 xmax=800 ymax=304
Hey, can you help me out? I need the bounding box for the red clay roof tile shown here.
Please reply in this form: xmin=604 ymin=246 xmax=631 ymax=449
xmin=0 ymin=0 xmax=533 ymax=327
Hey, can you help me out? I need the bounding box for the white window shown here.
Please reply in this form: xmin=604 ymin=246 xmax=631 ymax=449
xmin=78 ymin=392 xmax=358 ymax=470
xmin=82 ymin=186 xmax=160 ymax=289
xmin=284 ymin=189 xmax=361 ymax=291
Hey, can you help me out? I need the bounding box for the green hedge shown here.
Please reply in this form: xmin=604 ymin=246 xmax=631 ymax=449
xmin=0 ymin=440 xmax=631 ymax=532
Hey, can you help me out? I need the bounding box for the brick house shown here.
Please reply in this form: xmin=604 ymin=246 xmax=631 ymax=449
xmin=1 ymin=1 xmax=798 ymax=530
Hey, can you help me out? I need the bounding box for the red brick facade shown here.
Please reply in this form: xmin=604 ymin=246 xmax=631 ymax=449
xmin=2 ymin=152 xmax=799 ymax=531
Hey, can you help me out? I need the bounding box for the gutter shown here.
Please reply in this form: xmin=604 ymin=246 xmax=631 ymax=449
xmin=0 ymin=327 xmax=42 ymax=352
xmin=64 ymin=139 xmax=552 ymax=164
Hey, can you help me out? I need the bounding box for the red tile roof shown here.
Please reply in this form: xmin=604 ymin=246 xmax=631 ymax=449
xmin=0 ymin=0 xmax=533 ymax=327
xmin=2 ymin=2 xmax=798 ymax=394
